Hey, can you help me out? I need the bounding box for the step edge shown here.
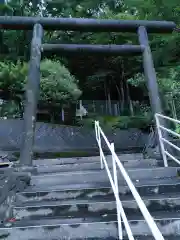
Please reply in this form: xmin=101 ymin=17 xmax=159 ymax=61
xmin=3 ymin=215 xmax=180 ymax=230
xmin=31 ymin=167 xmax=179 ymax=178
xmin=21 ymin=179 xmax=180 ymax=194
xmin=0 ymin=220 xmax=118 ymax=230
xmin=13 ymin=200 xmax=117 ymax=208
xmin=13 ymin=195 xmax=180 ymax=209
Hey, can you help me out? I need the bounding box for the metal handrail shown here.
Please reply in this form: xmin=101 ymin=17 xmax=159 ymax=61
xmin=155 ymin=113 xmax=180 ymax=167
xmin=95 ymin=120 xmax=165 ymax=240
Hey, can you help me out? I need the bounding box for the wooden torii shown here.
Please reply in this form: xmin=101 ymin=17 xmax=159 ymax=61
xmin=0 ymin=16 xmax=176 ymax=165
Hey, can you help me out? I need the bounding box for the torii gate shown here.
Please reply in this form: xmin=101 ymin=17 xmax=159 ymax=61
xmin=0 ymin=16 xmax=176 ymax=166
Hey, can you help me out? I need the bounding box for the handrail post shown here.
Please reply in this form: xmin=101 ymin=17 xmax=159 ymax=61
xmin=155 ymin=114 xmax=168 ymax=167
xmin=111 ymin=143 xmax=122 ymax=240
xmin=97 ymin=121 xmax=104 ymax=169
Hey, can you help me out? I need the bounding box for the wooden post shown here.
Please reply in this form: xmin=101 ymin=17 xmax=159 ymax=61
xmin=138 ymin=26 xmax=168 ymax=155
xmin=19 ymin=23 xmax=43 ymax=166
xmin=138 ymin=26 xmax=162 ymax=115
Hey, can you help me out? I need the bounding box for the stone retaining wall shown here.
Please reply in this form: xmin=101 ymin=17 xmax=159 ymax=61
xmin=0 ymin=119 xmax=148 ymax=152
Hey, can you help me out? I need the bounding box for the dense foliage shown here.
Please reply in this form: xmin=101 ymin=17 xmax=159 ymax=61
xmin=0 ymin=59 xmax=81 ymax=117
xmin=0 ymin=59 xmax=81 ymax=101
xmin=40 ymin=60 xmax=81 ymax=103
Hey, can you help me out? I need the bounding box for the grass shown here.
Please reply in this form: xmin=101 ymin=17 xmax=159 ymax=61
xmin=13 ymin=150 xmax=100 ymax=159
xmin=12 ymin=147 xmax=143 ymax=160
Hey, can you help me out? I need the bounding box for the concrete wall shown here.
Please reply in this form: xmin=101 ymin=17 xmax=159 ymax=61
xmin=0 ymin=119 xmax=148 ymax=152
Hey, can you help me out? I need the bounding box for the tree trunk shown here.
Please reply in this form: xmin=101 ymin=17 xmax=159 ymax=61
xmin=107 ymin=88 xmax=112 ymax=115
xmin=126 ymin=81 xmax=134 ymax=116
xmin=171 ymin=96 xmax=177 ymax=129
xmin=171 ymin=97 xmax=177 ymax=119
xmin=113 ymin=78 xmax=121 ymax=115
xmin=104 ymin=81 xmax=108 ymax=114
xmin=120 ymin=80 xmax=125 ymax=112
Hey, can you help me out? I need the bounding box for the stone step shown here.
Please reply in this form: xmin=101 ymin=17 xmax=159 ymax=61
xmin=12 ymin=201 xmax=117 ymax=221
xmin=25 ymin=176 xmax=180 ymax=195
xmin=2 ymin=211 xmax=180 ymax=239
xmin=30 ymin=167 xmax=179 ymax=189
xmin=4 ymin=213 xmax=118 ymax=228
xmin=16 ymin=183 xmax=180 ymax=207
xmin=0 ymin=231 xmax=178 ymax=240
xmin=13 ymin=193 xmax=180 ymax=221
xmin=34 ymin=159 xmax=159 ymax=175
xmin=123 ymin=237 xmax=180 ymax=240
xmin=33 ymin=153 xmax=144 ymax=166
xmin=15 ymin=187 xmax=115 ymax=204
xmin=0 ymin=230 xmax=179 ymax=240
xmin=0 ymin=221 xmax=118 ymax=240
xmin=157 ymin=159 xmax=180 ymax=167
xmin=124 ymin=211 xmax=180 ymax=236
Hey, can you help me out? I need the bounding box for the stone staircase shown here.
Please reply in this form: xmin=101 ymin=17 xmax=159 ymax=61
xmin=0 ymin=153 xmax=180 ymax=239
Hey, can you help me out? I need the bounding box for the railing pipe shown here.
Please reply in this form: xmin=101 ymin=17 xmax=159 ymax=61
xmin=162 ymin=138 xmax=180 ymax=153
xmin=155 ymin=113 xmax=180 ymax=167
xmin=165 ymin=151 xmax=180 ymax=165
xmin=96 ymin=121 xmax=104 ymax=169
xmin=156 ymin=113 xmax=180 ymax=124
xmin=95 ymin=121 xmax=165 ymax=240
xmin=113 ymin=151 xmax=165 ymax=240
xmin=100 ymin=143 xmax=134 ymax=240
xmin=111 ymin=143 xmax=122 ymax=240
xmin=159 ymin=125 xmax=180 ymax=138
xmin=155 ymin=114 xmax=168 ymax=167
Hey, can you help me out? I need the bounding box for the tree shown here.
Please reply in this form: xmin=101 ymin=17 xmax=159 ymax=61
xmin=0 ymin=59 xmax=81 ymax=117
xmin=127 ymin=65 xmax=180 ymax=118
xmin=40 ymin=59 xmax=81 ymax=104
